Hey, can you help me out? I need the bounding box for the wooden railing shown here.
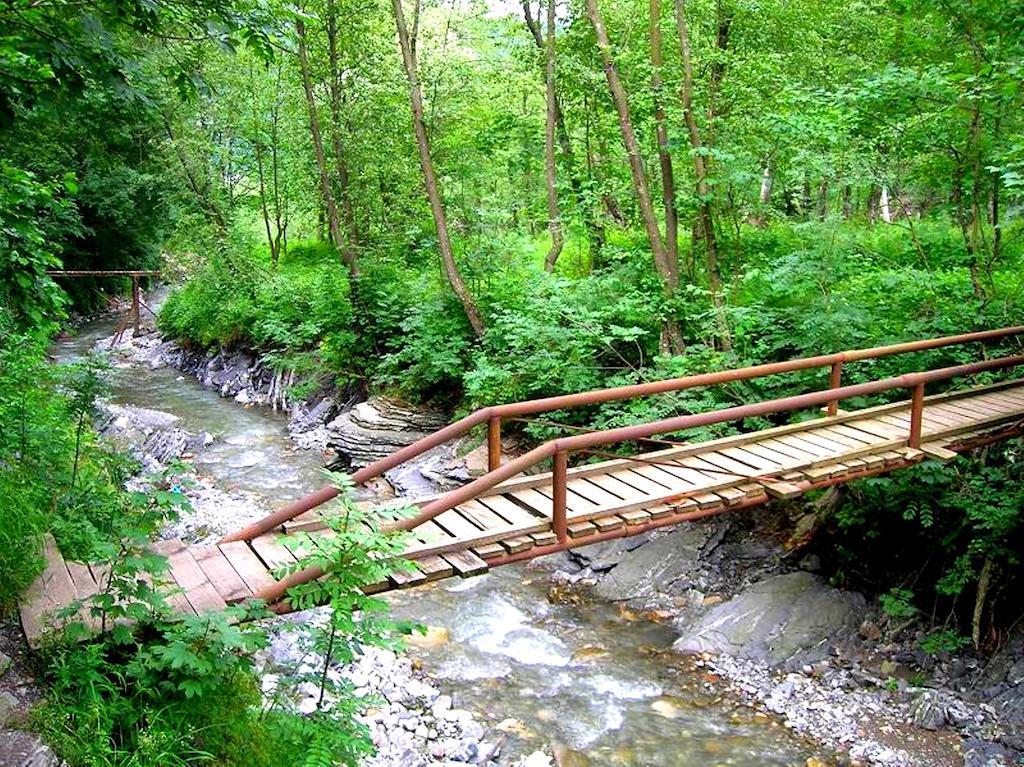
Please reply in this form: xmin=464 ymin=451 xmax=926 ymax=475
xmin=220 ymin=325 xmax=1024 ymax=546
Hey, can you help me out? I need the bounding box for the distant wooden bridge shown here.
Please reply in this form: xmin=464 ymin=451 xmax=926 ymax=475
xmin=21 ymin=326 xmax=1024 ymax=645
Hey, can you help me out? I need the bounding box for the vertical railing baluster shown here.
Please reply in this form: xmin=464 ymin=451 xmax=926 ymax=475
xmin=553 ymin=450 xmax=568 ymax=544
xmin=487 ymin=416 xmax=502 ymax=472
xmin=908 ymin=382 xmax=925 ymax=448
xmin=827 ymin=359 xmax=843 ymax=416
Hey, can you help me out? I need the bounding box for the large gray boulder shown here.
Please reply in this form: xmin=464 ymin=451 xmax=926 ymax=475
xmin=593 ymin=524 xmax=720 ymax=602
xmin=673 ymin=571 xmax=865 ymax=669
xmin=326 ymin=398 xmax=447 ymax=468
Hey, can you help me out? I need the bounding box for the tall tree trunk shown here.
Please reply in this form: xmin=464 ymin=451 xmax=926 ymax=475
xmin=393 ymin=0 xmax=485 ymax=336
xmin=542 ymin=0 xmax=563 ymax=271
xmin=750 ymin=159 xmax=772 ymax=226
xmin=326 ymin=0 xmax=361 ymax=250
xmin=817 ymin=178 xmax=829 ymax=220
xmin=649 ymin=0 xmax=679 ymax=272
xmin=297 ymin=17 xmax=358 ymax=278
xmin=586 ymin=0 xmax=683 ymax=353
xmin=522 ymin=0 xmax=602 ymax=263
xmin=841 ymin=183 xmax=853 ymax=220
xmin=674 ymin=0 xmax=731 ymax=351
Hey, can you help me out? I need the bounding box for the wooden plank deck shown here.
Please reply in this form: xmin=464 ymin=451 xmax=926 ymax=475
xmin=20 ymin=378 xmax=1024 ymax=646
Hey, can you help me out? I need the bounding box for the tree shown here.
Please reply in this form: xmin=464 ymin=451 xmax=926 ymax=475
xmin=296 ymin=15 xmax=358 ymax=278
xmin=392 ymin=0 xmax=486 ymax=337
xmin=585 ymin=0 xmax=684 ymax=353
xmin=542 ymin=0 xmax=564 ymax=271
xmin=674 ymin=0 xmax=732 ymax=351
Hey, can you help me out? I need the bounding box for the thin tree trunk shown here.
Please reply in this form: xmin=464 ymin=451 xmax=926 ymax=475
xmin=297 ymin=17 xmax=358 ymax=278
xmin=586 ymin=0 xmax=683 ymax=352
xmin=522 ymin=0 xmax=602 ymax=262
xmin=326 ymin=0 xmax=361 ymax=250
xmin=250 ymin=65 xmax=279 ymax=268
xmin=674 ymin=0 xmax=731 ymax=351
xmin=880 ymin=183 xmax=892 ymax=223
xmin=817 ymin=178 xmax=829 ymax=220
xmin=842 ymin=183 xmax=853 ymax=219
xmin=542 ymin=0 xmax=563 ymax=271
xmin=649 ymin=0 xmax=679 ymax=273
xmin=393 ymin=0 xmax=485 ymax=336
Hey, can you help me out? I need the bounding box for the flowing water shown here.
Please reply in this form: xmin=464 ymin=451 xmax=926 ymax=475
xmin=56 ymin=310 xmax=816 ymax=767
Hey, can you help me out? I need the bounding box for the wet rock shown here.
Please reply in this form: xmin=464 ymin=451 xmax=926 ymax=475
xmin=569 ymin=534 xmax=653 ymax=573
xmin=593 ymin=525 xmax=719 ymax=602
xmin=961 ymin=738 xmax=1019 ymax=767
xmin=672 ymin=571 xmax=865 ymax=669
xmin=96 ymin=403 xmax=213 ymax=466
xmin=0 ymin=730 xmax=64 ymax=767
xmin=909 ymin=690 xmax=947 ymax=730
xmin=327 ymin=398 xmax=447 ymax=468
xmin=408 ymin=626 xmax=451 ymax=650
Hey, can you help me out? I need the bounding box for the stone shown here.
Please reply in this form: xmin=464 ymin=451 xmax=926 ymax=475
xmin=672 ymin=571 xmax=865 ymax=669
xmin=961 ymin=738 xmax=1019 ymax=767
xmin=0 ymin=730 xmax=63 ymax=767
xmin=408 ymin=626 xmax=450 ymax=650
xmin=326 ymin=398 xmax=448 ymax=468
xmin=594 ymin=525 xmax=719 ymax=602
xmin=0 ymin=692 xmax=19 ymax=726
xmin=569 ymin=533 xmax=653 ymax=573
xmin=0 ymin=650 xmax=11 ymax=676
xmin=909 ymin=690 xmax=947 ymax=730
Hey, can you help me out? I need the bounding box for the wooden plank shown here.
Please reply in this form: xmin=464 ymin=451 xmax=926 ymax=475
xmin=479 ymin=494 xmax=544 ymax=525
xmin=192 ymin=546 xmax=251 ymax=603
xmin=390 ymin=564 xmax=427 ymax=588
xmin=249 ymin=534 xmax=297 ymax=573
xmin=500 ymin=535 xmax=535 ymax=554
xmin=457 ymin=500 xmax=512 ymax=531
xmin=219 ymin=541 xmax=276 ymax=594
xmin=433 ymin=509 xmax=484 ymax=539
xmin=530 ymin=530 xmax=558 ymax=546
xmin=592 ymin=515 xmax=625 ymax=532
xmin=584 ymin=473 xmax=656 ymax=504
xmin=920 ymin=443 xmax=959 ymax=462
xmin=844 ymin=418 xmax=906 ymax=440
xmin=472 ymin=543 xmax=507 ymax=560
xmin=21 ymin=535 xmax=79 ymax=646
xmin=443 ymin=550 xmax=488 ymax=576
xmin=567 ymin=520 xmax=598 ymax=538
xmin=415 ymin=555 xmax=455 ymax=580
xmin=620 ymin=509 xmax=652 ymax=526
xmin=763 ymin=480 xmax=804 ymax=499
xmin=65 ymin=561 xmax=99 ymax=600
xmin=569 ymin=477 xmax=630 ymax=507
xmin=160 ymin=544 xmax=228 ymax=614
xmin=718 ymin=445 xmax=780 ymax=472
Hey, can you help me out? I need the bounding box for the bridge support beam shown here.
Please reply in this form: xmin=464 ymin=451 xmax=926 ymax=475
xmin=909 ymin=382 xmax=925 ymax=448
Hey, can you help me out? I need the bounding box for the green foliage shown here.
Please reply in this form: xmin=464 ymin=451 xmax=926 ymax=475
xmin=920 ymin=630 xmax=971 ymax=656
xmin=880 ymin=588 xmax=919 ymax=620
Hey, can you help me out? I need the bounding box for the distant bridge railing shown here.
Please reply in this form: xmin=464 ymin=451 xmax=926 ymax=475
xmin=221 ymin=325 xmax=1024 ymax=551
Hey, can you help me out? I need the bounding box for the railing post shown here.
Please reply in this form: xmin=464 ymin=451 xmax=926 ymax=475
xmin=827 ymin=360 xmax=843 ymax=416
xmin=553 ymin=450 xmax=568 ymax=544
xmin=908 ymin=382 xmax=925 ymax=448
xmin=487 ymin=416 xmax=502 ymax=472
xmin=131 ymin=276 xmax=141 ymax=335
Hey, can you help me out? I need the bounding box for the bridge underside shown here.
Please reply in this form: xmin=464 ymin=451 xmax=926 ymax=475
xmin=21 ymin=379 xmax=1024 ymax=645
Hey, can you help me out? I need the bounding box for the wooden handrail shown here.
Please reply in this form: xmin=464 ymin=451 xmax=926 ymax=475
xmin=220 ymin=325 xmax=1024 ymax=544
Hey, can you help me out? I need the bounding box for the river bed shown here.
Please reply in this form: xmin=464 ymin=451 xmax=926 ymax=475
xmin=56 ymin=310 xmax=818 ymax=766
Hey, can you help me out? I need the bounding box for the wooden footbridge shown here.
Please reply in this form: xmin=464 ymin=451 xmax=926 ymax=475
xmin=21 ymin=327 xmax=1024 ymax=644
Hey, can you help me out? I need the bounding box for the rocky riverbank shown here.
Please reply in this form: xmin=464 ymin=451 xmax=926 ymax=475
xmin=539 ymin=510 xmax=1024 ymax=767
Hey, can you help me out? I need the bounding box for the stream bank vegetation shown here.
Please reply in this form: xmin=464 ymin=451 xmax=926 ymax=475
xmin=1 ymin=0 xmax=1023 ymax=762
